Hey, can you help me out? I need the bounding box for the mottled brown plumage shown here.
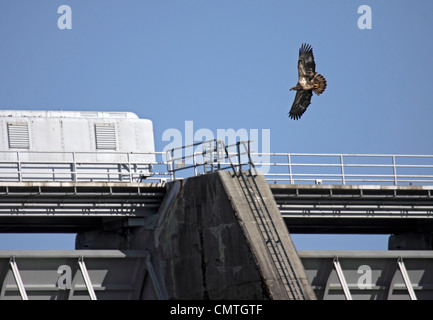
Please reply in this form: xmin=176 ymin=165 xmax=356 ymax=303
xmin=289 ymin=44 xmax=327 ymax=120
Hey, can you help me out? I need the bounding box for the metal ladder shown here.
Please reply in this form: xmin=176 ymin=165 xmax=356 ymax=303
xmin=236 ymin=170 xmax=306 ymax=300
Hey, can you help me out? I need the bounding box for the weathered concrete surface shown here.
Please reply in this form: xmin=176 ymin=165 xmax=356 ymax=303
xmin=389 ymin=232 xmax=433 ymax=250
xmin=146 ymin=171 xmax=316 ymax=299
xmin=148 ymin=172 xmax=269 ymax=299
xmin=218 ymin=171 xmax=316 ymax=300
xmin=76 ymin=171 xmax=316 ymax=300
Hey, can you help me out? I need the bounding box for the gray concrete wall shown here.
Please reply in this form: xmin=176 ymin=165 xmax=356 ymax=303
xmin=76 ymin=171 xmax=315 ymax=300
xmin=148 ymin=172 xmax=269 ymax=299
xmin=219 ymin=171 xmax=315 ymax=300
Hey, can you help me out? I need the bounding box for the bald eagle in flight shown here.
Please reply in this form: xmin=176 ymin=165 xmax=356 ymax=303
xmin=289 ymin=43 xmax=327 ymax=120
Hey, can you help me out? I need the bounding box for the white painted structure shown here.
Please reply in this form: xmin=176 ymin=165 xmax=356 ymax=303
xmin=0 ymin=110 xmax=156 ymax=182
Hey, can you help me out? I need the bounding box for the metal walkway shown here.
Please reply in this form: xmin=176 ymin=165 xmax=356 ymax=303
xmin=2 ymin=181 xmax=432 ymax=235
xmin=165 ymin=139 xmax=433 ymax=235
xmin=0 ymin=182 xmax=166 ymax=233
xmin=270 ymin=184 xmax=433 ymax=234
xmin=1 ymin=140 xmax=432 ymax=235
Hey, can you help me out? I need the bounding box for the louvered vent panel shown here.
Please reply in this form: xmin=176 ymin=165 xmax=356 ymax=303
xmin=95 ymin=124 xmax=116 ymax=150
xmin=80 ymin=112 xmax=99 ymax=118
xmin=8 ymin=123 xmax=30 ymax=149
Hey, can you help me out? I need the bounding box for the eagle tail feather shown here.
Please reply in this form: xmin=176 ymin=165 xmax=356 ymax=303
xmin=313 ymin=74 xmax=327 ymax=95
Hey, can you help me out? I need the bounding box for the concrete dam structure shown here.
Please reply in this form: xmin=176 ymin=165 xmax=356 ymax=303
xmin=151 ymin=171 xmax=315 ymax=299
xmin=1 ymin=111 xmax=433 ymax=300
xmin=76 ymin=171 xmax=316 ymax=300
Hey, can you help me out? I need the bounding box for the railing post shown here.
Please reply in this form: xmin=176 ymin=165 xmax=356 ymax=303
xmin=340 ymin=155 xmax=345 ymax=185
xmin=288 ymin=154 xmax=293 ymax=184
xmin=216 ymin=140 xmax=223 ymax=171
xmin=202 ymin=146 xmax=208 ymax=174
xmin=17 ymin=151 xmax=22 ymax=182
xmin=127 ymin=152 xmax=132 ymax=182
xmin=392 ymin=155 xmax=397 ymax=185
xmin=193 ymin=150 xmax=198 ymax=176
xmin=243 ymin=140 xmax=256 ymax=176
xmin=166 ymin=149 xmax=175 ymax=181
xmin=246 ymin=141 xmax=250 ymax=171
xmin=237 ymin=142 xmax=241 ymax=173
xmin=211 ymin=140 xmax=217 ymax=173
xmin=72 ymin=152 xmax=77 ymax=182
xmin=172 ymin=149 xmax=176 ymax=180
xmin=246 ymin=140 xmax=253 ymax=173
xmin=224 ymin=142 xmax=237 ymax=174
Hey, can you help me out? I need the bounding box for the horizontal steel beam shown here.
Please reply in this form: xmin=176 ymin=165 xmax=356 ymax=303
xmin=1 ymin=181 xmax=433 ymax=234
xmin=0 ymin=182 xmax=166 ymax=232
xmin=271 ymin=184 xmax=433 ymax=234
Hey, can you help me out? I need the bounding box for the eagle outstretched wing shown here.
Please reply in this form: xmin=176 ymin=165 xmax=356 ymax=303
xmin=288 ymin=90 xmax=313 ymax=120
xmin=298 ymin=43 xmax=316 ymax=80
xmin=288 ymin=43 xmax=326 ymax=120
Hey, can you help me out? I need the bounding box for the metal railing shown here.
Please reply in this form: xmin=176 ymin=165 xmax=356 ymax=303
xmin=257 ymin=152 xmax=433 ymax=186
xmin=1 ymin=145 xmax=433 ymax=186
xmin=0 ymin=150 xmax=171 ymax=183
xmin=165 ymin=139 xmax=256 ymax=180
xmin=166 ymin=143 xmax=433 ymax=186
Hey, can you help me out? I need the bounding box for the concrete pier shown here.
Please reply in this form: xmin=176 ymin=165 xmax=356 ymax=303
xmin=76 ymin=171 xmax=315 ymax=299
xmin=103 ymin=171 xmax=314 ymax=300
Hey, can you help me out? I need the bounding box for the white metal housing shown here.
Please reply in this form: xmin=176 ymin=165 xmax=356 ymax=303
xmin=0 ymin=110 xmax=156 ymax=182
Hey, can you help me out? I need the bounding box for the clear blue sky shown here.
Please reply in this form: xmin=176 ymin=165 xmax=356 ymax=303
xmin=0 ymin=0 xmax=432 ymax=250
